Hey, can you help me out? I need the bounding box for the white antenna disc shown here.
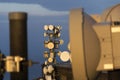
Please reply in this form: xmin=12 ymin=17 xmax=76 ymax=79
xmin=60 ymin=51 xmax=70 ymax=62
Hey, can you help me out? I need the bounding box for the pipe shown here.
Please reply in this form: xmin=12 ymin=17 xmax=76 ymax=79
xmin=9 ymin=12 xmax=28 ymax=80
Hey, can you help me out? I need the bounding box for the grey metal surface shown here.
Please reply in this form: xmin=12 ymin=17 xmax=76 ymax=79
xmin=93 ymin=23 xmax=114 ymax=71
xmin=101 ymin=4 xmax=120 ymax=22
xmin=69 ymin=8 xmax=100 ymax=80
xmin=70 ymin=8 xmax=87 ymax=80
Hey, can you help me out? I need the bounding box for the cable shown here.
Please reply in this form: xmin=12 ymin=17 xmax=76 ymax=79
xmin=104 ymin=4 xmax=120 ymax=22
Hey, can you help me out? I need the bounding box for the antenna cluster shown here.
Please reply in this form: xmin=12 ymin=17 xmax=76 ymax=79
xmin=42 ymin=25 xmax=63 ymax=80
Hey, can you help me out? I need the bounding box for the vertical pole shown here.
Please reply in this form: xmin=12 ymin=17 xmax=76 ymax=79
xmin=9 ymin=12 xmax=28 ymax=80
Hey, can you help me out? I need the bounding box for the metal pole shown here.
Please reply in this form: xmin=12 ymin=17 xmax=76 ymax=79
xmin=9 ymin=12 xmax=28 ymax=80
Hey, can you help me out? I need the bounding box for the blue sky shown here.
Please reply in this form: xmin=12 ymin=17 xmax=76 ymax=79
xmin=0 ymin=0 xmax=120 ymax=80
xmin=0 ymin=3 xmax=68 ymax=16
xmin=0 ymin=0 xmax=120 ymax=14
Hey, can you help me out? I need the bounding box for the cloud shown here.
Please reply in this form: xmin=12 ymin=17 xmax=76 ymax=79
xmin=0 ymin=3 xmax=69 ymax=16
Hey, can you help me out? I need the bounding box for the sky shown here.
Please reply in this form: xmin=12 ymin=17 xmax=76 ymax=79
xmin=0 ymin=3 xmax=68 ymax=16
xmin=0 ymin=0 xmax=120 ymax=80
xmin=0 ymin=0 xmax=120 ymax=16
